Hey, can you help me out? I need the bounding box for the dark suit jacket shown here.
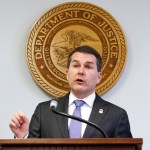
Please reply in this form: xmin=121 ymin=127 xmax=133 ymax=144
xmin=28 ymin=93 xmax=132 ymax=138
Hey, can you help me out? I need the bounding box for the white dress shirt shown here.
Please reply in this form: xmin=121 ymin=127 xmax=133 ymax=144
xmin=68 ymin=92 xmax=96 ymax=137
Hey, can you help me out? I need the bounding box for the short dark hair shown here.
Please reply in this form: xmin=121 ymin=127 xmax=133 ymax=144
xmin=67 ymin=45 xmax=102 ymax=72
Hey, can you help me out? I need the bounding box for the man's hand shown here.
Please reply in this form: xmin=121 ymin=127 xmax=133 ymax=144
xmin=9 ymin=111 xmax=29 ymax=138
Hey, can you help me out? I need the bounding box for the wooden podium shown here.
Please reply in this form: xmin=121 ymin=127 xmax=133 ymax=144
xmin=0 ymin=138 xmax=143 ymax=150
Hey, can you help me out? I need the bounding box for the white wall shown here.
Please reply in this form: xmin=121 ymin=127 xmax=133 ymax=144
xmin=0 ymin=0 xmax=149 ymax=149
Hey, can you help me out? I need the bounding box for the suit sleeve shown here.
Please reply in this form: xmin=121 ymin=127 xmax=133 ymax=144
xmin=28 ymin=104 xmax=41 ymax=138
xmin=114 ymin=110 xmax=132 ymax=137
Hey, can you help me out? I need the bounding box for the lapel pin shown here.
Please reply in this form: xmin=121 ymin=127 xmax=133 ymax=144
xmin=99 ymin=109 xmax=103 ymax=114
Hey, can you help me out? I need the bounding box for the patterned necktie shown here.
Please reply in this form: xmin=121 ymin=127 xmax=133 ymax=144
xmin=69 ymin=100 xmax=85 ymax=138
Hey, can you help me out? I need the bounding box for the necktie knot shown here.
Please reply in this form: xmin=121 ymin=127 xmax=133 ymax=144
xmin=74 ymin=100 xmax=85 ymax=107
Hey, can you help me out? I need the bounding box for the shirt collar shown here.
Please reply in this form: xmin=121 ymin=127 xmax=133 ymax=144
xmin=69 ymin=92 xmax=96 ymax=108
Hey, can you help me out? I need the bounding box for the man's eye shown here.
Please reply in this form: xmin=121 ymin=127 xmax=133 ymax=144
xmin=85 ymin=65 xmax=92 ymax=69
xmin=73 ymin=65 xmax=79 ymax=68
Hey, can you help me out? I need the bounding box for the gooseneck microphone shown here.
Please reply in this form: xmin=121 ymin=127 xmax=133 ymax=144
xmin=50 ymin=100 xmax=108 ymax=138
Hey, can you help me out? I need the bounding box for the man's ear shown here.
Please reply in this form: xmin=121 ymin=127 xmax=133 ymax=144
xmin=97 ymin=72 xmax=102 ymax=84
xmin=66 ymin=69 xmax=68 ymax=80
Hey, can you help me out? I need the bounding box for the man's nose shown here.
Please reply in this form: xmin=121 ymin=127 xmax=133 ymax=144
xmin=78 ymin=66 xmax=85 ymax=75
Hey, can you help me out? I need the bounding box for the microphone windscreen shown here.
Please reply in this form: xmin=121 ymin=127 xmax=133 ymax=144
xmin=50 ymin=100 xmax=58 ymax=109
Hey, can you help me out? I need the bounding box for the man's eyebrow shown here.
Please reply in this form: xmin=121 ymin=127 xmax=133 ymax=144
xmin=72 ymin=60 xmax=95 ymax=64
xmin=72 ymin=60 xmax=79 ymax=63
xmin=85 ymin=61 xmax=95 ymax=65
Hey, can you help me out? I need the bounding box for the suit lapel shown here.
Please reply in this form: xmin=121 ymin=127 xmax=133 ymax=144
xmin=55 ymin=93 xmax=70 ymax=138
xmin=83 ymin=94 xmax=109 ymax=137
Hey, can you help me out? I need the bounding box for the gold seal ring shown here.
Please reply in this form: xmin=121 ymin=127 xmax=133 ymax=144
xmin=26 ymin=2 xmax=127 ymax=97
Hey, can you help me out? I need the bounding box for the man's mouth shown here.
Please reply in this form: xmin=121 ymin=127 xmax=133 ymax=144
xmin=76 ymin=79 xmax=84 ymax=83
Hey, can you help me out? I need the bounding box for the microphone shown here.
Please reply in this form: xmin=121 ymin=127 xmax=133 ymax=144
xmin=50 ymin=99 xmax=108 ymax=138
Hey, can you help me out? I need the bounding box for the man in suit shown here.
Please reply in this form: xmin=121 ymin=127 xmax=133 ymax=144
xmin=9 ymin=45 xmax=132 ymax=138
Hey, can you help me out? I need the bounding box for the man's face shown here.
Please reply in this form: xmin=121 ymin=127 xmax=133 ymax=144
xmin=66 ymin=52 xmax=102 ymax=98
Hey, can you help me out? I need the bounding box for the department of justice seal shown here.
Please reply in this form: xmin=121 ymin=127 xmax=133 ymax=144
xmin=26 ymin=2 xmax=127 ymax=97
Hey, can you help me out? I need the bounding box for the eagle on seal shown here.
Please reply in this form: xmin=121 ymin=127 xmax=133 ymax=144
xmin=52 ymin=30 xmax=98 ymax=67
